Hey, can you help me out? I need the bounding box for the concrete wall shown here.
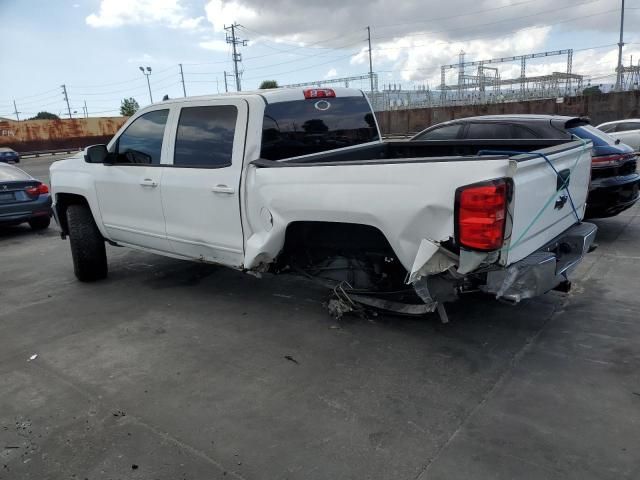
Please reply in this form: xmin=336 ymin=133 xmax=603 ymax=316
xmin=0 ymin=117 xmax=127 ymax=153
xmin=376 ymin=91 xmax=640 ymax=135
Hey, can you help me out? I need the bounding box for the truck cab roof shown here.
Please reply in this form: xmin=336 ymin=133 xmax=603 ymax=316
xmin=149 ymin=87 xmax=366 ymax=109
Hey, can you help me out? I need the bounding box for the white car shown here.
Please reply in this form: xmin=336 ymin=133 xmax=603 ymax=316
xmin=596 ymin=119 xmax=640 ymax=151
xmin=50 ymin=87 xmax=596 ymax=318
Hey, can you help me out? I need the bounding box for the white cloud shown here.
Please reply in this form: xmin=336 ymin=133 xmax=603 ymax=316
xmin=86 ymin=0 xmax=204 ymax=29
xmin=204 ymin=0 xmax=258 ymax=32
xmin=202 ymin=0 xmax=639 ymax=46
xmin=126 ymin=53 xmax=155 ymax=64
xmin=199 ymin=39 xmax=229 ymax=52
xmin=324 ymin=68 xmax=338 ymax=79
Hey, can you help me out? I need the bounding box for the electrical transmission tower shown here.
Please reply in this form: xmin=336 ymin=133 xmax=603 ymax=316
xmin=225 ymin=23 xmax=248 ymax=92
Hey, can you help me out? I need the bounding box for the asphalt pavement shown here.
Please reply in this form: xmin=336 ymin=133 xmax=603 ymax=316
xmin=1 ymin=156 xmax=638 ymax=480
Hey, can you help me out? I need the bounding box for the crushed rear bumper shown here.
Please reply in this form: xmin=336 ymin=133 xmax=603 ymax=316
xmin=482 ymin=222 xmax=597 ymax=303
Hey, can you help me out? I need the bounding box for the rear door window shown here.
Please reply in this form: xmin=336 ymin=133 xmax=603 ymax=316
xmin=511 ymin=125 xmax=539 ymax=139
xmin=616 ymin=122 xmax=640 ymax=132
xmin=466 ymin=123 xmax=513 ymax=139
xmin=260 ymin=95 xmax=378 ymax=160
xmin=173 ymin=105 xmax=237 ymax=168
xmin=414 ymin=124 xmax=461 ymax=140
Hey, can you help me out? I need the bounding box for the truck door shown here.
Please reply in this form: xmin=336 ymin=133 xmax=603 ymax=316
xmin=160 ymin=99 xmax=247 ymax=267
xmin=94 ymin=108 xmax=171 ymax=253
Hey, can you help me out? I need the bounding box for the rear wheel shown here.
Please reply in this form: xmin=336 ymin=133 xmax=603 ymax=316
xmin=28 ymin=216 xmax=51 ymax=230
xmin=66 ymin=204 xmax=107 ymax=281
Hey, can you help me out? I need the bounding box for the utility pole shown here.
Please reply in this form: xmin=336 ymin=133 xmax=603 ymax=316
xmin=83 ymin=100 xmax=88 ymax=118
xmin=225 ymin=23 xmax=248 ymax=92
xmin=615 ymin=0 xmax=625 ymax=91
xmin=12 ymin=100 xmax=20 ymax=121
xmin=179 ymin=63 xmax=187 ymax=97
xmin=224 ymin=71 xmax=235 ymax=93
xmin=61 ymin=84 xmax=72 ymax=119
xmin=366 ymin=26 xmax=374 ymax=95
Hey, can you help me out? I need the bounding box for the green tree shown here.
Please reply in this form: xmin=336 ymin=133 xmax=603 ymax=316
xmin=28 ymin=111 xmax=60 ymax=120
xmin=582 ymin=85 xmax=602 ymax=96
xmin=120 ymin=97 xmax=140 ymax=116
xmin=259 ymin=80 xmax=279 ymax=89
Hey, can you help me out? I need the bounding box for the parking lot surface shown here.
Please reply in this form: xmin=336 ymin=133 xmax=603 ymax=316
xmin=1 ymin=156 xmax=639 ymax=479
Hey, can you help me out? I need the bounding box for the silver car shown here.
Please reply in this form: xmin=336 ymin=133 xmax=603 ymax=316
xmin=596 ymin=119 xmax=640 ymax=151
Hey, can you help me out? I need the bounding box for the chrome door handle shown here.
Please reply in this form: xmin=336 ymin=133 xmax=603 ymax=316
xmin=140 ymin=178 xmax=158 ymax=187
xmin=211 ymin=184 xmax=235 ymax=194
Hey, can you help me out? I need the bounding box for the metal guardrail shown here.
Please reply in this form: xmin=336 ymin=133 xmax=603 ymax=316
xmin=20 ymin=148 xmax=82 ymax=158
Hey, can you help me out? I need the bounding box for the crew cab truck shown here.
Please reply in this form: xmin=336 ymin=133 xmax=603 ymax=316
xmin=50 ymin=87 xmax=597 ymax=318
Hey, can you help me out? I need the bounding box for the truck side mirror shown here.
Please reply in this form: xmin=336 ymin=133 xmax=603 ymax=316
xmin=84 ymin=144 xmax=110 ymax=164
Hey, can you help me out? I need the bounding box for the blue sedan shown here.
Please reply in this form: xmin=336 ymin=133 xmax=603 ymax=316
xmin=0 ymin=162 xmax=51 ymax=230
xmin=0 ymin=147 xmax=20 ymax=163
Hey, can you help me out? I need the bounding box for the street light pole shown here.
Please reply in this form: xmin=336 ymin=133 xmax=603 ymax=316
xmin=139 ymin=66 xmax=153 ymax=103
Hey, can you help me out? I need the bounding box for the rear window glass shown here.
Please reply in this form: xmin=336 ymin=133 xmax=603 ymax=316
xmin=569 ymin=125 xmax=618 ymax=146
xmin=466 ymin=123 xmax=513 ymax=139
xmin=260 ymin=96 xmax=379 ymax=160
xmin=0 ymin=164 xmax=30 ymax=181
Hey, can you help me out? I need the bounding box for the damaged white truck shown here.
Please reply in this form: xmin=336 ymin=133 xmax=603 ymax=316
xmin=50 ymin=87 xmax=597 ymax=320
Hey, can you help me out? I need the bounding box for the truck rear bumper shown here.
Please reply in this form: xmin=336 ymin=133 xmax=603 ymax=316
xmin=482 ymin=222 xmax=597 ymax=303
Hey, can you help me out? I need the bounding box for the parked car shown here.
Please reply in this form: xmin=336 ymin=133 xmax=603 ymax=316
xmin=0 ymin=162 xmax=52 ymax=230
xmin=0 ymin=147 xmax=20 ymax=163
xmin=411 ymin=115 xmax=640 ymax=218
xmin=596 ymin=119 xmax=640 ymax=151
xmin=50 ymin=88 xmax=595 ymax=317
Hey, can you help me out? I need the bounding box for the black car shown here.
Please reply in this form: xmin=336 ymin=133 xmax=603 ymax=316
xmin=0 ymin=162 xmax=52 ymax=230
xmin=0 ymin=147 xmax=20 ymax=163
xmin=411 ymin=115 xmax=639 ymax=218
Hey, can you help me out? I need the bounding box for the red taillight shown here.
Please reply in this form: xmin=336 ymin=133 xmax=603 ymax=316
xmin=591 ymin=154 xmax=624 ymax=166
xmin=25 ymin=183 xmax=49 ymax=197
xmin=456 ymin=180 xmax=508 ymax=251
xmin=303 ymin=88 xmax=336 ymax=99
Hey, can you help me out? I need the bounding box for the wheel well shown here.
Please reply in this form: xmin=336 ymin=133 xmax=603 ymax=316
xmin=55 ymin=193 xmax=89 ymax=235
xmin=277 ymin=221 xmax=407 ymax=290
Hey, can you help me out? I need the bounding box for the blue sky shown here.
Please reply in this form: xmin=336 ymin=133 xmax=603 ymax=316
xmin=1 ymin=0 xmax=638 ymax=118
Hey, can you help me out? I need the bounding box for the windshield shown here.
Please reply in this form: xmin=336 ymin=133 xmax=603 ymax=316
xmin=260 ymin=95 xmax=379 ymax=160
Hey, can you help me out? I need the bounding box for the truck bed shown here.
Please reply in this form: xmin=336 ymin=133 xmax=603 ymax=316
xmin=252 ymin=139 xmax=571 ymax=167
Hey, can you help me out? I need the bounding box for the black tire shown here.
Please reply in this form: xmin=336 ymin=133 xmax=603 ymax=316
xmin=28 ymin=216 xmax=51 ymax=230
xmin=66 ymin=204 xmax=107 ymax=281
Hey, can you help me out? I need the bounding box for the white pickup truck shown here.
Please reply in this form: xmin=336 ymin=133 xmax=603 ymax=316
xmin=50 ymin=87 xmax=597 ymax=319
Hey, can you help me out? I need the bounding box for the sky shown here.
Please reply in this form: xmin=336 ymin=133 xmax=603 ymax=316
xmin=1 ymin=0 xmax=639 ymax=118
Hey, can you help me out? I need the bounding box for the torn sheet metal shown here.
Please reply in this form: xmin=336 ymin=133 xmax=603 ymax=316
xmin=482 ymin=251 xmax=557 ymax=303
xmin=408 ymin=239 xmax=458 ymax=283
xmin=457 ymin=249 xmax=491 ymax=275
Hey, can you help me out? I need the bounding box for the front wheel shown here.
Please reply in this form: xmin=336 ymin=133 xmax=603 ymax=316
xmin=66 ymin=204 xmax=107 ymax=281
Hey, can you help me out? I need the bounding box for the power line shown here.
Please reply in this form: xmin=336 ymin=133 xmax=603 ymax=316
xmin=372 ymin=0 xmax=603 ymax=31
xmin=374 ymin=9 xmax=621 ymax=51
xmin=374 ymin=3 xmax=614 ymax=44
